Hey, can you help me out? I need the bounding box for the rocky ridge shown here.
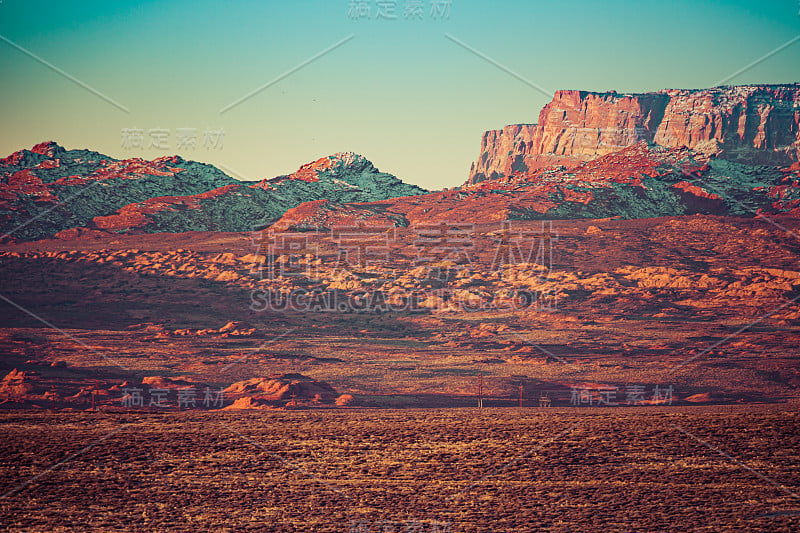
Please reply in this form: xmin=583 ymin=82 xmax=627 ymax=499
xmin=274 ymin=142 xmax=800 ymax=227
xmin=0 ymin=143 xmax=427 ymax=241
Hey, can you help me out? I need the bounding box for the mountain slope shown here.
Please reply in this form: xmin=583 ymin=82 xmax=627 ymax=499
xmin=273 ymin=142 xmax=800 ymax=228
xmin=0 ymin=144 xmax=427 ymax=241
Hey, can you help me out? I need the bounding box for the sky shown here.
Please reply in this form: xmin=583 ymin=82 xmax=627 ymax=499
xmin=1 ymin=0 xmax=799 ymax=190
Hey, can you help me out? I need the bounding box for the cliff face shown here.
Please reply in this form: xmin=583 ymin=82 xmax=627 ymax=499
xmin=468 ymin=85 xmax=800 ymax=185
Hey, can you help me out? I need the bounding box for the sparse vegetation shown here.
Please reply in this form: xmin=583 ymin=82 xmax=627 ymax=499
xmin=0 ymin=407 xmax=798 ymax=532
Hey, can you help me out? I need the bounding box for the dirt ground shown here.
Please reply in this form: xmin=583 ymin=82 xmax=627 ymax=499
xmin=1 ymin=216 xmax=799 ymax=410
xmin=0 ymin=406 xmax=798 ymax=532
xmin=1 ymin=215 xmax=799 ymax=531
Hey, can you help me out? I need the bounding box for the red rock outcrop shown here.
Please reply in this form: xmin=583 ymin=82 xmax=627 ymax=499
xmin=270 ymin=199 xmax=405 ymax=231
xmin=91 ymin=184 xmax=242 ymax=232
xmin=0 ymin=369 xmax=37 ymax=401
xmin=222 ymin=373 xmax=338 ymax=408
xmin=468 ymin=84 xmax=800 ymax=185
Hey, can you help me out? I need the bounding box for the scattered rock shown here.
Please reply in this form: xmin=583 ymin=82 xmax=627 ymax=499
xmin=0 ymin=369 xmax=37 ymax=400
xmin=586 ymin=225 xmax=602 ymax=235
xmin=335 ymin=394 xmax=355 ymax=407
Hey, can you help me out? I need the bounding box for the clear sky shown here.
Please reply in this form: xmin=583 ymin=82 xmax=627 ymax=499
xmin=1 ymin=0 xmax=799 ymax=189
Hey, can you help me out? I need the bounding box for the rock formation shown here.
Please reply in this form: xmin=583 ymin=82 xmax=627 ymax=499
xmin=468 ymin=84 xmax=800 ymax=185
xmin=277 ymin=142 xmax=800 ymax=225
xmin=222 ymin=373 xmax=338 ymax=409
xmin=0 ymin=144 xmax=427 ymax=241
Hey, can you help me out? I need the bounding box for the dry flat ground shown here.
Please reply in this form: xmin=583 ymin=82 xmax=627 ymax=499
xmin=0 ymin=406 xmax=798 ymax=532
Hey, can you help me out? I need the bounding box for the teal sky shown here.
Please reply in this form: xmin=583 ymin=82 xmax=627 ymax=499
xmin=1 ymin=0 xmax=799 ymax=189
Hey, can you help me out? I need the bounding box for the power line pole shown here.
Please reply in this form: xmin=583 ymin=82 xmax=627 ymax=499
xmin=478 ymin=374 xmax=483 ymax=409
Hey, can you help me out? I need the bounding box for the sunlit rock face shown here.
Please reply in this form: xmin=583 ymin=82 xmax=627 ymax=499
xmin=468 ymin=84 xmax=800 ymax=186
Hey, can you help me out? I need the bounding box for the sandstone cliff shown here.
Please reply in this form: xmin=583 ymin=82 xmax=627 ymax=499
xmin=468 ymin=84 xmax=800 ymax=185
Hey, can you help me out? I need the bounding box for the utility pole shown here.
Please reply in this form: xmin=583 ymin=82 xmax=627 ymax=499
xmin=91 ymin=381 xmax=97 ymax=412
xmin=51 ymin=385 xmax=56 ymax=413
xmin=478 ymin=374 xmax=483 ymax=409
